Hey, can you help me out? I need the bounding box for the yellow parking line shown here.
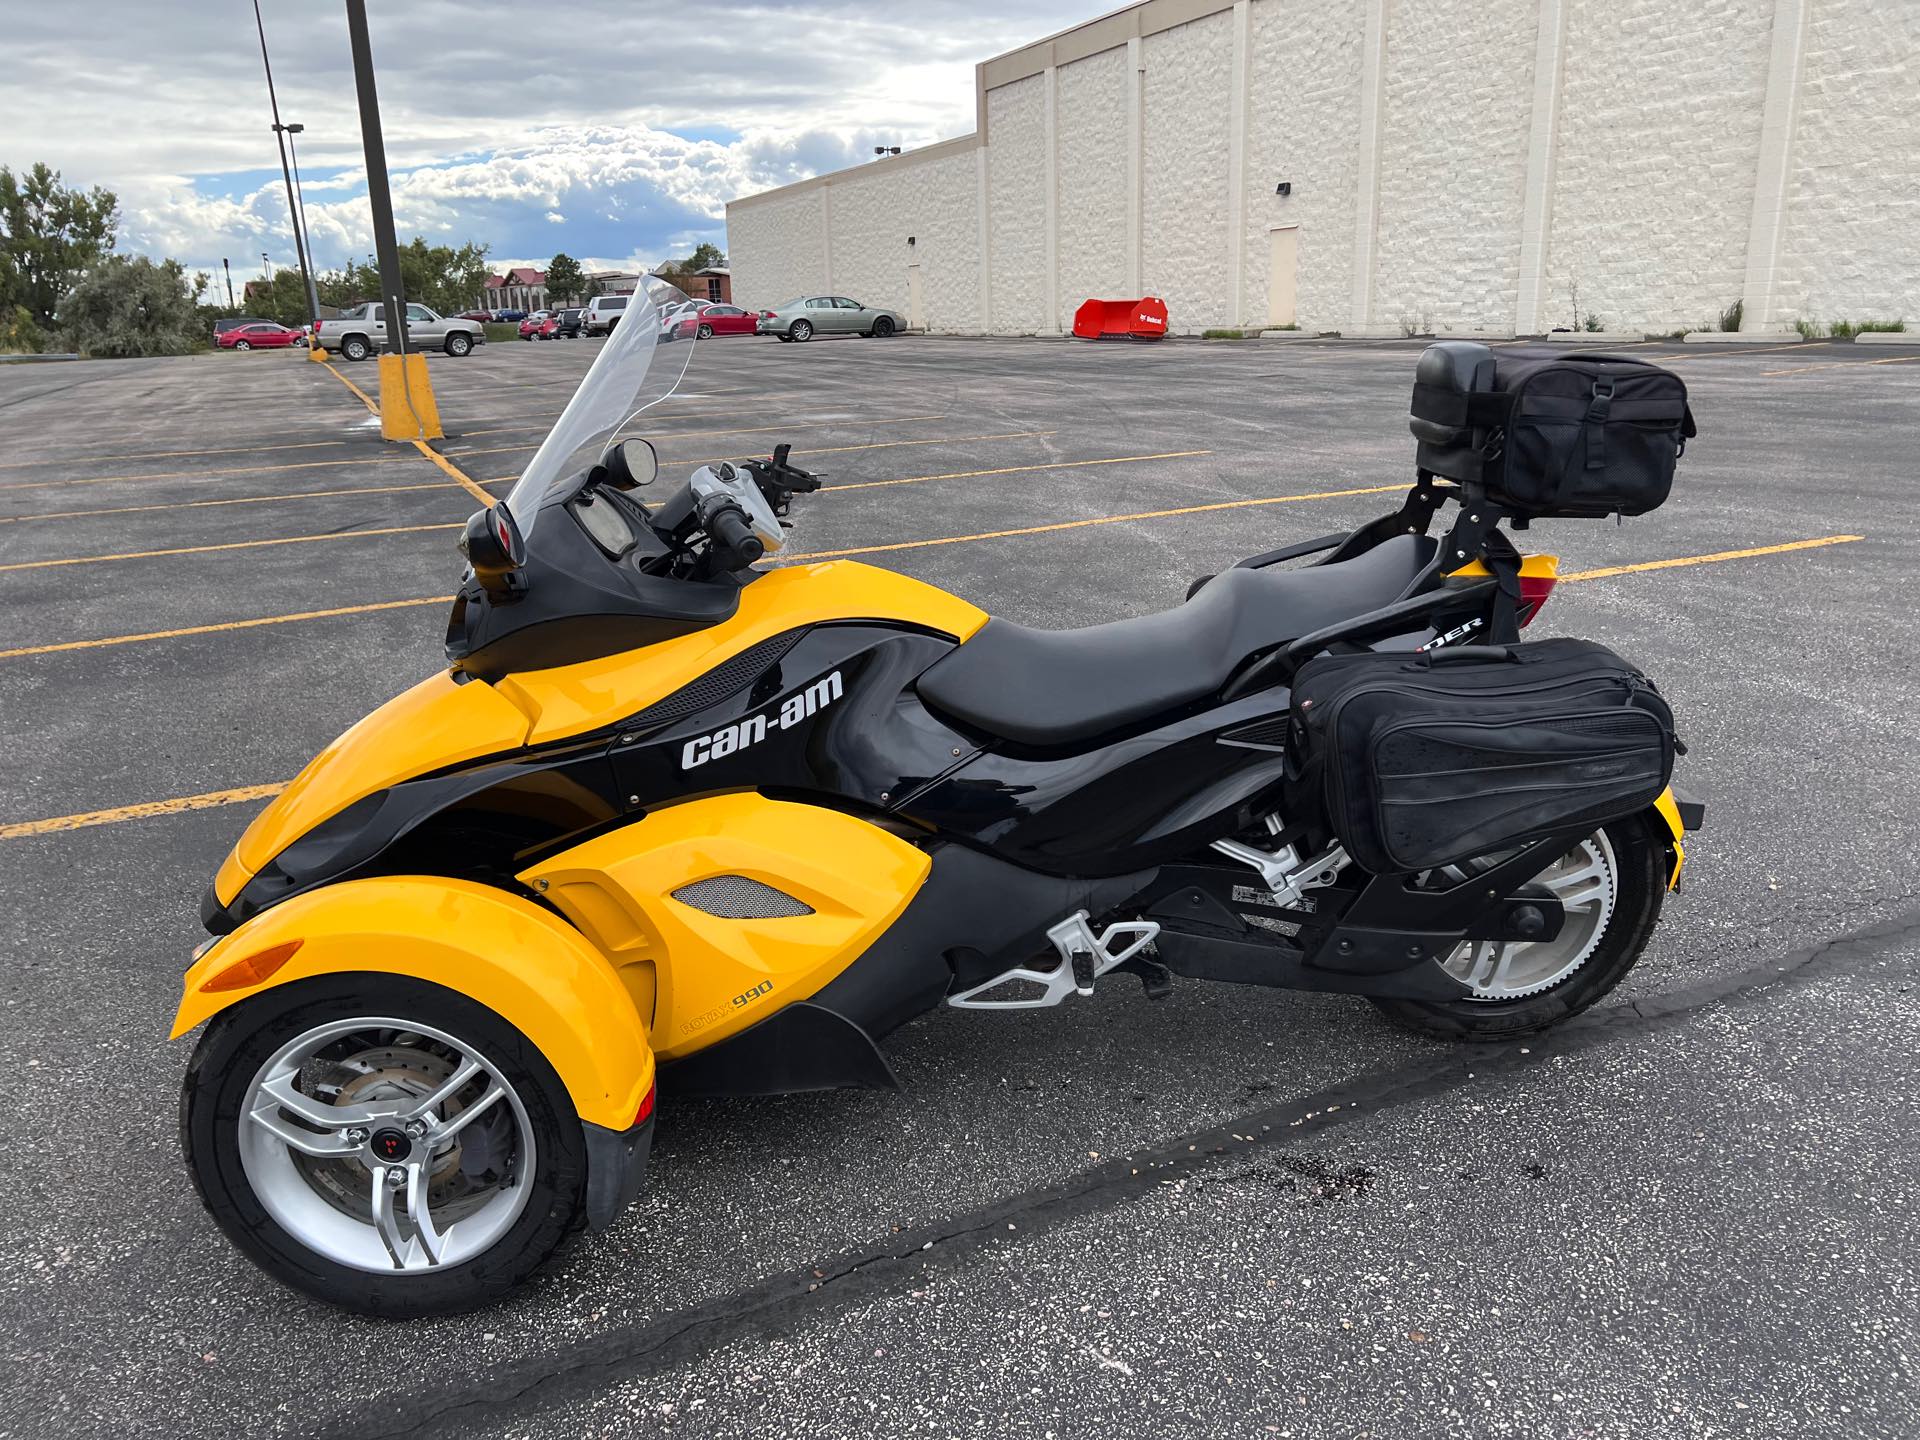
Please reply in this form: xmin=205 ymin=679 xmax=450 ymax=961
xmin=318 ymin=356 xmax=379 ymax=414
xmin=0 ymin=480 xmax=473 ymax=525
xmin=1761 ymin=353 xmax=1920 ymax=378
xmin=0 ymin=522 xmax=458 ymax=574
xmin=0 ymin=783 xmax=289 ymax=840
xmin=0 ymin=432 xmax=1066 ymax=525
xmin=411 ymin=441 xmax=493 ymax=506
xmin=0 ymin=597 xmax=451 ymax=661
xmin=826 ymin=450 xmax=1212 ymax=493
xmin=441 ymin=413 xmax=954 ymax=463
xmin=784 ymin=484 xmax=1406 ymax=560
xmin=0 ymin=438 xmax=352 ymax=473
xmin=0 ymin=453 xmax=413 ymax=494
xmin=1560 ymin=534 xmax=1863 ymax=581
xmin=0 ymin=527 xmax=1872 ymax=837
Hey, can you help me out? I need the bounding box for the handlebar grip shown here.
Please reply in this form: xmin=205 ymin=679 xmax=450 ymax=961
xmin=706 ymin=504 xmax=765 ymax=568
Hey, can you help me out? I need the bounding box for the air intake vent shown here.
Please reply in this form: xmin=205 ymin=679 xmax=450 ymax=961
xmin=671 ymin=875 xmax=814 ymax=919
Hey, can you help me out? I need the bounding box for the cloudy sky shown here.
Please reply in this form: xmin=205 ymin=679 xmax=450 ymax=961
xmin=4 ymin=0 xmax=1091 ymax=285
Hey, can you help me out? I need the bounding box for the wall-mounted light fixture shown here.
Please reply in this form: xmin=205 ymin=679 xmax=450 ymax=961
xmin=1275 ymin=181 xmax=1293 ymax=197
xmin=907 ymin=236 xmax=916 ymax=247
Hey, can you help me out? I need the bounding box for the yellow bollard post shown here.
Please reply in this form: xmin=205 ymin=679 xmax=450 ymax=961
xmin=377 ymin=351 xmax=443 ymax=441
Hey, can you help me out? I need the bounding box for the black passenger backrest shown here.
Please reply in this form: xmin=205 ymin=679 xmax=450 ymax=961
xmin=1408 ymin=340 xmax=1497 ymax=454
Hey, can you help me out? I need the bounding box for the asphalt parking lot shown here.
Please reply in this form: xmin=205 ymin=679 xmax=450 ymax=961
xmin=2 ymin=329 xmax=1917 ymax=1439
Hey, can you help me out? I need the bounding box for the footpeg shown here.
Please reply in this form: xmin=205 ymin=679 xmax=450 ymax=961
xmin=948 ymin=911 xmax=1161 ymax=1009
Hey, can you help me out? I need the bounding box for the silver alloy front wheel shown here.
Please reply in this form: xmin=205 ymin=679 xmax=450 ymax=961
xmin=1433 ymin=831 xmax=1620 ymax=1001
xmin=237 ymin=1016 xmax=536 ymax=1274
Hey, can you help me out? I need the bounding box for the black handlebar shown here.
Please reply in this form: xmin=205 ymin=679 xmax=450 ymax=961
xmin=703 ymin=502 xmax=764 ymax=570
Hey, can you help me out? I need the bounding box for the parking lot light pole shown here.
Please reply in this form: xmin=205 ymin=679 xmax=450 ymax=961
xmin=251 ymin=0 xmax=320 ymax=336
xmin=344 ymin=0 xmax=442 ymax=441
xmin=275 ymin=121 xmax=323 ymax=315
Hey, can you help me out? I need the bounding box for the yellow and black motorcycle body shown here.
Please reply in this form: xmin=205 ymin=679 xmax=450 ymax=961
xmin=174 ymin=318 xmax=1702 ymax=1315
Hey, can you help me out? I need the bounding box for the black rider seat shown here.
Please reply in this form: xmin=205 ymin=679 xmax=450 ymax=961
xmin=916 ymin=533 xmax=1437 ymax=748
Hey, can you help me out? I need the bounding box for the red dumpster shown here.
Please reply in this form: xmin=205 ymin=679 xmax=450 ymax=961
xmin=1072 ymin=296 xmax=1169 ymax=340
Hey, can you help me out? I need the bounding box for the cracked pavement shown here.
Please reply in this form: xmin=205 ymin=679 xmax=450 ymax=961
xmin=1 ymin=335 xmax=1917 ymax=1438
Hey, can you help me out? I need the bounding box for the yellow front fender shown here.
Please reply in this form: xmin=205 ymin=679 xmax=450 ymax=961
xmin=172 ymin=877 xmax=653 ymax=1131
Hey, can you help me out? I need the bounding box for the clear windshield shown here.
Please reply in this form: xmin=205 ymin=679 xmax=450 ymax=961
xmin=503 ymin=274 xmax=695 ymax=536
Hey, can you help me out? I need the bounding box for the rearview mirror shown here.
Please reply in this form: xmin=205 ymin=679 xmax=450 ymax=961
xmin=601 ymin=438 xmax=658 ymax=490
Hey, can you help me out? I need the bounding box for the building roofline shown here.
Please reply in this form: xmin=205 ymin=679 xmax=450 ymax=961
xmin=726 ymin=0 xmax=1240 ymax=214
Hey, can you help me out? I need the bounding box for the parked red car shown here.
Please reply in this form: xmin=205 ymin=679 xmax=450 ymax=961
xmin=217 ymin=321 xmax=304 ymax=350
xmin=458 ymin=310 xmax=493 ymax=323
xmin=519 ymin=311 xmax=559 ymax=341
xmin=672 ymin=302 xmax=757 ymax=340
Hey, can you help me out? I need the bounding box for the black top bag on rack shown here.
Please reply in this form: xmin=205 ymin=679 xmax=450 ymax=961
xmin=1409 ymin=343 xmax=1695 ymax=518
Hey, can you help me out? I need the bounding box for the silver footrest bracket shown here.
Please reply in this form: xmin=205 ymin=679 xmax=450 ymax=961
xmin=947 ymin=911 xmax=1161 ymax=1010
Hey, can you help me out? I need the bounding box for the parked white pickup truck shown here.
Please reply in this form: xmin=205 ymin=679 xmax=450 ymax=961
xmin=314 ymin=303 xmax=485 ymax=361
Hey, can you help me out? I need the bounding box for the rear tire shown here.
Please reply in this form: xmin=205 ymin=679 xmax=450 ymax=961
xmin=234 ymin=340 xmax=252 ymax=350
xmin=1369 ymin=812 xmax=1668 ymax=1041
xmin=697 ymin=323 xmax=713 ymax=339
xmin=340 ymin=335 xmax=371 ymax=363
xmin=790 ymin=319 xmax=813 ymax=343
xmin=181 ymin=973 xmax=588 ymax=1317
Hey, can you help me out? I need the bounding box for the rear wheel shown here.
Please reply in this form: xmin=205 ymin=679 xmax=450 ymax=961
xmin=234 ymin=340 xmax=252 ymax=350
xmin=1369 ymin=813 xmax=1667 ymax=1041
xmin=340 ymin=335 xmax=371 ymax=362
xmin=790 ymin=319 xmax=813 ymax=343
xmin=182 ymin=974 xmax=587 ymax=1316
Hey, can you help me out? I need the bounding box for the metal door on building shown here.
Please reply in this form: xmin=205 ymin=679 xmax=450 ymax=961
xmin=1267 ymin=225 xmax=1298 ymax=329
xmin=907 ymin=264 xmax=924 ymax=331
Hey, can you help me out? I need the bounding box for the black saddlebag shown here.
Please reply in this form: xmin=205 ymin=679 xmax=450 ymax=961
xmin=1286 ymin=638 xmax=1676 ymax=875
xmin=1409 ymin=342 xmax=1694 ymax=518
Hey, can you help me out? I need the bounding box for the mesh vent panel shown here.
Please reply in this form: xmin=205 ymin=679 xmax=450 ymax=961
xmin=671 ymin=875 xmax=814 ymax=919
xmin=619 ymin=630 xmax=805 ymax=735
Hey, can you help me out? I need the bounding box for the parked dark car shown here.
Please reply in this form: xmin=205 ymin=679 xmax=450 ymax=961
xmin=492 ymin=309 xmax=527 ymax=323
xmin=555 ymin=307 xmax=585 ymax=337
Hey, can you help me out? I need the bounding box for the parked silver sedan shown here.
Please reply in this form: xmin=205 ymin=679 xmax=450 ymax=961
xmin=756 ymin=295 xmax=907 ymax=342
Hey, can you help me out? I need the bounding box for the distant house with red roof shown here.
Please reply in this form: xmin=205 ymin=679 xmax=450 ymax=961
xmin=482 ymin=267 xmax=547 ymax=313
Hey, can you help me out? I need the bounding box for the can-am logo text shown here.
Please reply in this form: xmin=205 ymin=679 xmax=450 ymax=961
xmin=680 ymin=671 xmax=844 ymax=769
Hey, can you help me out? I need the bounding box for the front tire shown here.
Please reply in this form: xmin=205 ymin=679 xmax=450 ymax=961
xmin=447 ymin=333 xmax=473 ymax=356
xmin=181 ymin=974 xmax=588 ymax=1317
xmin=789 ymin=319 xmax=813 ymax=342
xmin=1369 ymin=812 xmax=1668 ymax=1041
xmin=872 ymin=316 xmax=895 ymax=337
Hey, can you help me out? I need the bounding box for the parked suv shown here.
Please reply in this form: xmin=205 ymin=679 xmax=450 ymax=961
xmin=583 ymin=294 xmax=630 ymax=336
xmin=313 ymin=303 xmax=486 ymax=361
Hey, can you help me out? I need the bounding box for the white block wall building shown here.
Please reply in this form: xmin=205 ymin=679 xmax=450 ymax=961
xmin=726 ymin=0 xmax=1919 ymax=337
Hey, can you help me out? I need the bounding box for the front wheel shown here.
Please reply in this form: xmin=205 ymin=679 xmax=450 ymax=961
xmin=872 ymin=316 xmax=895 ymax=337
xmin=181 ymin=974 xmax=588 ymax=1316
xmin=789 ymin=319 xmax=813 ymax=342
xmin=1369 ymin=812 xmax=1668 ymax=1041
xmin=447 ymin=333 xmax=472 ymax=356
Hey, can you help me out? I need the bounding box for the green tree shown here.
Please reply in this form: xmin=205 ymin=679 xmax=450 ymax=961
xmin=0 ymin=162 xmax=120 ymax=330
xmin=0 ymin=305 xmax=46 ymax=354
xmin=394 ymin=238 xmax=490 ymax=315
xmin=544 ymin=252 xmax=585 ymax=306
xmin=59 ymin=254 xmax=206 ymax=357
xmin=656 ymin=241 xmax=725 ymax=278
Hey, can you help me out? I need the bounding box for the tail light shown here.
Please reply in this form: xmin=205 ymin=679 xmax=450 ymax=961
xmin=634 ymin=1080 xmax=656 ymax=1127
xmin=760 ymin=310 xmax=774 ymax=319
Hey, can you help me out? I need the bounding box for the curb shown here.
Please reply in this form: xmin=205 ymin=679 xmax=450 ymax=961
xmin=1852 ymin=331 xmax=1916 ymax=346
xmin=1682 ymin=331 xmax=1795 ymax=345
xmin=0 ymin=352 xmax=82 ymax=364
xmin=1537 ymin=331 xmax=1648 ymax=344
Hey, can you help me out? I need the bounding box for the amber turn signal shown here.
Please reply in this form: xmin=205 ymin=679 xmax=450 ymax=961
xmin=201 ymin=939 xmax=304 ymax=993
